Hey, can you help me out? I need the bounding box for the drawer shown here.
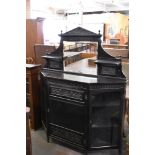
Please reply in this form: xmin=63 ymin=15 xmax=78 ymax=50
xmin=26 ymin=77 xmax=29 ymax=82
xmin=26 ymin=82 xmax=29 ymax=93
xmin=49 ymin=124 xmax=86 ymax=147
xmin=48 ymin=85 xmax=87 ymax=102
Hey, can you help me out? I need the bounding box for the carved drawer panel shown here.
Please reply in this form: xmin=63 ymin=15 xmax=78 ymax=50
xmin=48 ymin=84 xmax=87 ymax=102
xmin=49 ymin=124 xmax=86 ymax=147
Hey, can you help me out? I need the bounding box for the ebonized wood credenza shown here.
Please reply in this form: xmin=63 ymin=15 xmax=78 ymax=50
xmin=40 ymin=27 xmax=126 ymax=154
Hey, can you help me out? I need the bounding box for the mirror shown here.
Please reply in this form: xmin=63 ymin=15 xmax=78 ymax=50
xmin=63 ymin=41 xmax=98 ymax=75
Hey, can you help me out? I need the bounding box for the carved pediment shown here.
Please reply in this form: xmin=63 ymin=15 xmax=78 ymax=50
xmin=59 ymin=26 xmax=101 ymax=38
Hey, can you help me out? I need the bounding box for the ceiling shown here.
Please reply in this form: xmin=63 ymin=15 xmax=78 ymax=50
xmin=31 ymin=0 xmax=129 ymax=17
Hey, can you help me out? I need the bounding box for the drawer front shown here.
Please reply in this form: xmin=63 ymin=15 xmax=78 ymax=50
xmin=49 ymin=84 xmax=87 ymax=102
xmin=48 ymin=124 xmax=86 ymax=147
xmin=26 ymin=81 xmax=30 ymax=94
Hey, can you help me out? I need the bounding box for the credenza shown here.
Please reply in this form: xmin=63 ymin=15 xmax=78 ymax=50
xmin=41 ymin=69 xmax=126 ymax=153
xmin=40 ymin=27 xmax=126 ymax=154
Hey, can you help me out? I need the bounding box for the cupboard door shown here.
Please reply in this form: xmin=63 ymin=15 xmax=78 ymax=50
xmin=89 ymin=91 xmax=122 ymax=148
xmin=48 ymin=96 xmax=87 ymax=133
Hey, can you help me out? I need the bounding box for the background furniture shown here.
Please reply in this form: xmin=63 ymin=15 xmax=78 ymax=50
xmin=34 ymin=44 xmax=56 ymax=68
xmin=26 ymin=19 xmax=44 ymax=61
xmin=103 ymin=44 xmax=128 ymax=49
xmin=26 ymin=64 xmax=41 ymax=130
xmin=104 ymin=48 xmax=129 ymax=61
xmin=26 ymin=57 xmax=34 ymax=64
xmin=26 ymin=107 xmax=32 ymax=155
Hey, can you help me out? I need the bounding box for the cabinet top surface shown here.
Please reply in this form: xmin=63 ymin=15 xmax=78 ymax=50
xmin=41 ymin=69 xmax=126 ymax=85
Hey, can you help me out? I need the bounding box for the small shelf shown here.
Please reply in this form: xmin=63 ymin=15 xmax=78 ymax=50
xmin=90 ymin=126 xmax=119 ymax=147
xmin=91 ymin=137 xmax=109 ymax=147
xmin=91 ymin=102 xmax=120 ymax=107
xmin=92 ymin=121 xmax=118 ymax=128
xmin=90 ymin=127 xmax=111 ymax=146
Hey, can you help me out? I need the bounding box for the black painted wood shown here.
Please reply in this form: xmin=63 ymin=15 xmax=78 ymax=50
xmin=41 ymin=27 xmax=126 ymax=154
xmin=41 ymin=70 xmax=126 ymax=154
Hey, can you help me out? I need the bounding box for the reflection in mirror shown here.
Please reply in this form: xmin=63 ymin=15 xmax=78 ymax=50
xmin=64 ymin=41 xmax=98 ymax=76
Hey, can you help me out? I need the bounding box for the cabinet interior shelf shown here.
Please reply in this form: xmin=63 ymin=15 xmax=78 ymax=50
xmin=91 ymin=118 xmax=119 ymax=128
xmin=91 ymin=103 xmax=120 ymax=107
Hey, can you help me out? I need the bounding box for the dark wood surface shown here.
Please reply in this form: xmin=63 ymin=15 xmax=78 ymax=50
xmin=34 ymin=44 xmax=56 ymax=68
xmin=26 ymin=19 xmax=44 ymax=61
xmin=41 ymin=69 xmax=126 ymax=154
xmin=42 ymin=68 xmax=125 ymax=84
xmin=26 ymin=64 xmax=41 ymax=130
